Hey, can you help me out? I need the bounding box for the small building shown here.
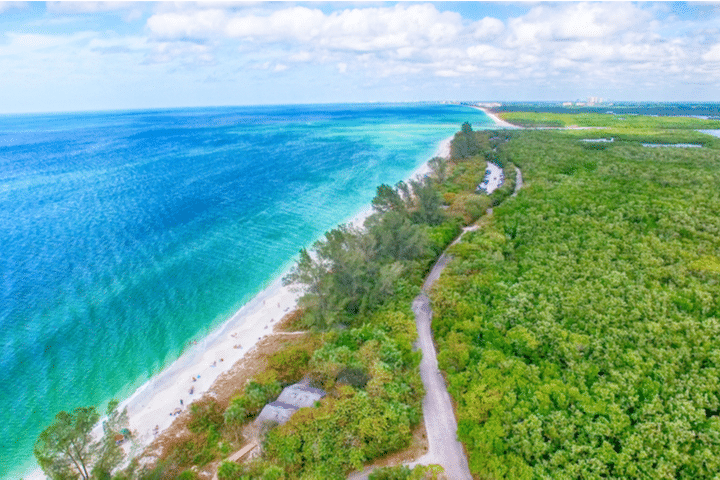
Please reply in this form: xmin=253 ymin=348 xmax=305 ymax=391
xmin=255 ymin=382 xmax=326 ymax=426
xmin=277 ymin=384 xmax=326 ymax=408
xmin=256 ymin=401 xmax=299 ymax=425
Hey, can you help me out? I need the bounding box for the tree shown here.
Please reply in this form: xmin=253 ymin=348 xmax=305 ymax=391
xmin=284 ymin=225 xmax=384 ymax=326
xmin=428 ymin=156 xmax=447 ymax=183
xmin=35 ymin=402 xmax=128 ymax=480
xmin=408 ymin=178 xmax=445 ymax=225
xmin=451 ymin=122 xmax=479 ymax=159
xmin=367 ymin=211 xmax=428 ymax=262
xmin=93 ymin=401 xmax=128 ymax=478
xmin=371 ymin=184 xmax=406 ymax=215
xmin=34 ymin=407 xmax=100 ymax=480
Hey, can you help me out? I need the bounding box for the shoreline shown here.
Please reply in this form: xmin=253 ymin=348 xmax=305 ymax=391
xmin=472 ymin=106 xmax=521 ymax=129
xmin=24 ymin=134 xmax=454 ymax=480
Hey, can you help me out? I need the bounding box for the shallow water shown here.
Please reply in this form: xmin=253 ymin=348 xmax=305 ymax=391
xmin=641 ymin=143 xmax=702 ymax=148
xmin=698 ymin=129 xmax=720 ymax=138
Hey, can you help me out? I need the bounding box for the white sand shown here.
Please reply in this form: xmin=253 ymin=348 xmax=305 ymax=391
xmin=23 ymin=135 xmax=456 ymax=480
xmin=25 ymin=277 xmax=303 ymax=480
xmin=122 ymin=278 xmax=302 ymax=448
xmin=472 ymin=106 xmax=520 ymax=129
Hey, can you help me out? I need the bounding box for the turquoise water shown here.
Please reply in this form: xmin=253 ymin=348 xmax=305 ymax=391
xmin=0 ymin=103 xmax=492 ymax=478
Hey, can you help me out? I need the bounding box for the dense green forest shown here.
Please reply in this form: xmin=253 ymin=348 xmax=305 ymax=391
xmin=432 ymin=118 xmax=720 ymax=478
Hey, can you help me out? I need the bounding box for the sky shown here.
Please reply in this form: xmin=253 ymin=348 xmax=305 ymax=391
xmin=1 ymin=1 xmax=719 ymax=113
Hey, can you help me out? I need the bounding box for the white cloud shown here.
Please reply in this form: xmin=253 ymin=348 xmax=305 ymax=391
xmin=147 ymin=4 xmax=465 ymax=52
xmin=147 ymin=41 xmax=214 ymax=65
xmin=46 ymin=1 xmax=145 ymax=22
xmin=473 ymin=17 xmax=505 ymax=40
xmin=561 ymin=41 xmax=615 ymax=61
xmin=0 ymin=2 xmax=28 ymax=14
xmin=507 ymin=2 xmax=649 ymax=46
xmin=46 ymin=2 xmax=141 ymax=13
xmin=147 ymin=9 xmax=228 ymax=40
xmin=289 ymin=51 xmax=313 ymax=62
xmin=2 ymin=31 xmax=96 ymax=52
xmin=467 ymin=44 xmax=507 ymax=63
xmin=435 ymin=69 xmax=461 ymax=77
xmin=702 ymin=43 xmax=720 ymax=62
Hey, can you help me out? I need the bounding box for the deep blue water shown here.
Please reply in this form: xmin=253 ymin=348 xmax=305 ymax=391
xmin=0 ymin=103 xmax=492 ymax=478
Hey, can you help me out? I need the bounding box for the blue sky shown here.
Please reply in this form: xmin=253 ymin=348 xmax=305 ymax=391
xmin=1 ymin=1 xmax=719 ymax=113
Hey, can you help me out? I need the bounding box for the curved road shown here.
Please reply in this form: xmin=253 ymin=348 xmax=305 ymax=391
xmin=409 ymin=239 xmax=473 ymax=479
xmin=410 ymin=165 xmax=522 ymax=478
xmin=350 ymin=166 xmax=522 ymax=479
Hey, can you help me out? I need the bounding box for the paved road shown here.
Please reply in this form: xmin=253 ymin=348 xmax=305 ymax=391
xmin=409 ymin=166 xmax=522 ymax=478
xmin=409 ymin=244 xmax=473 ymax=479
xmin=513 ymin=165 xmax=523 ymax=196
xmin=350 ymin=168 xmax=523 ymax=479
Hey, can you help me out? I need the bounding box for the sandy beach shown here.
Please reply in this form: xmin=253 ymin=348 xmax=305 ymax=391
xmin=473 ymin=106 xmax=521 ymax=129
xmin=25 ymin=135 xmax=455 ymax=479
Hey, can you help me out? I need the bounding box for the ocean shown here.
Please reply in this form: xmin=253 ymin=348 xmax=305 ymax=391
xmin=0 ymin=103 xmax=492 ymax=478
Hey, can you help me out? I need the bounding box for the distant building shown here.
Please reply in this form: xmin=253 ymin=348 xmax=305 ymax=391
xmin=255 ymin=382 xmax=326 ymax=426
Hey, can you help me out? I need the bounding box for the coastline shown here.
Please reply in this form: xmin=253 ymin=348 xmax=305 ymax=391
xmin=472 ymin=106 xmax=521 ymax=129
xmin=344 ymin=135 xmax=451 ymax=230
xmin=24 ymin=134 xmax=454 ymax=479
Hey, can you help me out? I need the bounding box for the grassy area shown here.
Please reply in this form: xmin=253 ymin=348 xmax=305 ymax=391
xmin=497 ymin=110 xmax=720 ymax=130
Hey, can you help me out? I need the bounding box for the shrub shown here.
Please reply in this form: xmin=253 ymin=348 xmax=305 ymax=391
xmin=188 ymin=399 xmax=224 ymax=434
xmin=336 ymin=367 xmax=369 ymax=388
xmin=217 ymin=461 xmax=244 ymax=480
xmin=269 ymin=344 xmax=313 ymax=383
xmin=177 ymin=470 xmax=199 ymax=480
